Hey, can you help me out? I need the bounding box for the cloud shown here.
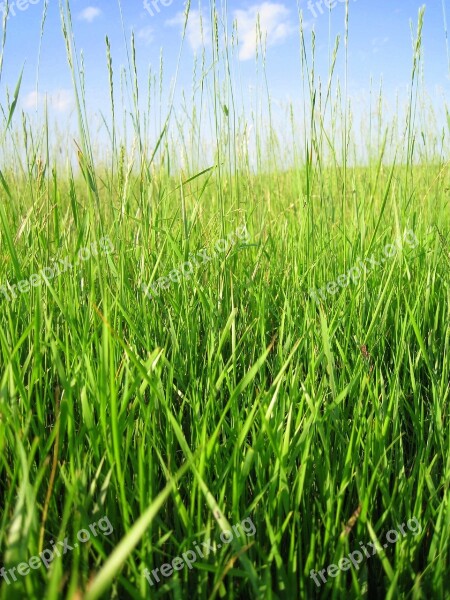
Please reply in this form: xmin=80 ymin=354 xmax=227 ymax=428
xmin=167 ymin=9 xmax=211 ymax=53
xmin=166 ymin=3 xmax=292 ymax=60
xmin=166 ymin=1 xmax=295 ymax=60
xmin=136 ymin=26 xmax=154 ymax=45
xmin=78 ymin=7 xmax=101 ymax=23
xmin=22 ymin=90 xmax=73 ymax=112
xmin=234 ymin=2 xmax=294 ymax=61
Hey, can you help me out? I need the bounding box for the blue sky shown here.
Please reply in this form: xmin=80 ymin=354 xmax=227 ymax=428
xmin=0 ymin=0 xmax=448 ymax=153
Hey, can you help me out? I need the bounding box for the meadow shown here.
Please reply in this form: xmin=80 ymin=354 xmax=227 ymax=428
xmin=0 ymin=1 xmax=449 ymax=598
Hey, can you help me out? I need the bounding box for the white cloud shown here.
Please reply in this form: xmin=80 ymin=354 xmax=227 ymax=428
xmin=166 ymin=3 xmax=292 ymax=60
xmin=167 ymin=9 xmax=211 ymax=53
xmin=78 ymin=7 xmax=101 ymax=23
xmin=234 ymin=2 xmax=294 ymax=61
xmin=136 ymin=26 xmax=154 ymax=46
xmin=23 ymin=90 xmax=73 ymax=112
xmin=23 ymin=91 xmax=40 ymax=109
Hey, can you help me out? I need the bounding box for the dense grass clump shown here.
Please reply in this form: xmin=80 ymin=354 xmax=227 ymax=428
xmin=0 ymin=1 xmax=449 ymax=599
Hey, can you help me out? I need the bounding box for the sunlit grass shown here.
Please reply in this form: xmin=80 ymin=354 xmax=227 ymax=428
xmin=0 ymin=1 xmax=449 ymax=599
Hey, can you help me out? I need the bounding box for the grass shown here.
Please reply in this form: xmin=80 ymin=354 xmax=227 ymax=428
xmin=0 ymin=1 xmax=449 ymax=598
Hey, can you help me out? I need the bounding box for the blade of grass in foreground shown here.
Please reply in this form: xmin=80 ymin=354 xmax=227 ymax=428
xmin=84 ymin=461 xmax=192 ymax=600
xmin=166 ymin=411 xmax=260 ymax=596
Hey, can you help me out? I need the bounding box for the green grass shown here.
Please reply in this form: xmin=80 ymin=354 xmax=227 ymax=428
xmin=0 ymin=1 xmax=449 ymax=599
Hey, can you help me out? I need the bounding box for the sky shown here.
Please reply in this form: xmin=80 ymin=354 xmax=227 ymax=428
xmin=0 ymin=0 xmax=448 ymax=160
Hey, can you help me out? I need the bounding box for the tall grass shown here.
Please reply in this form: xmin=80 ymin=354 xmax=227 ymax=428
xmin=0 ymin=1 xmax=449 ymax=598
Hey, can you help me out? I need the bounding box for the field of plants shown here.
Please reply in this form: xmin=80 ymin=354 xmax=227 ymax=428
xmin=0 ymin=1 xmax=449 ymax=598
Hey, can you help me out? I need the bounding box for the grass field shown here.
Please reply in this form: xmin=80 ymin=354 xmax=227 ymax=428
xmin=0 ymin=1 xmax=449 ymax=598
